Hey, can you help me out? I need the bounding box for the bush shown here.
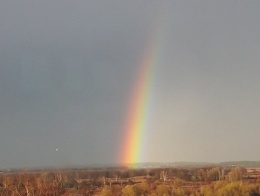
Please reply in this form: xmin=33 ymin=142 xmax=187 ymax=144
xmin=100 ymin=187 xmax=113 ymax=196
xmin=200 ymin=185 xmax=214 ymax=196
xmin=172 ymin=187 xmax=186 ymax=196
xmin=228 ymin=167 xmax=242 ymax=182
xmin=122 ymin=184 xmax=144 ymax=196
xmin=216 ymin=181 xmax=250 ymax=196
xmin=156 ymin=185 xmax=170 ymax=196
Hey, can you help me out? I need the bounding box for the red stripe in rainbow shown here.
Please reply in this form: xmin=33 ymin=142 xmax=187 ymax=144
xmin=118 ymin=39 xmax=157 ymax=165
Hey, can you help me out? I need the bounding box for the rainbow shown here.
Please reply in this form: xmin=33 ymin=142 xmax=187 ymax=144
xmin=118 ymin=31 xmax=162 ymax=165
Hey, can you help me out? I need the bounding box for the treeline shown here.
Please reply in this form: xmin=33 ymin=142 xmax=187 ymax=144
xmin=0 ymin=166 xmax=259 ymax=195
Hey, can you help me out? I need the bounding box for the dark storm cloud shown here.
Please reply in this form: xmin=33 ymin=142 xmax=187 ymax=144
xmin=0 ymin=0 xmax=163 ymax=168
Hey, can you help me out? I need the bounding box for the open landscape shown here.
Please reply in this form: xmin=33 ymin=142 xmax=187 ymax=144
xmin=1 ymin=162 xmax=260 ymax=195
xmin=1 ymin=1 xmax=260 ymax=196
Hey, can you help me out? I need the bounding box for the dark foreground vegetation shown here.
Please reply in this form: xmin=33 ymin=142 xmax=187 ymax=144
xmin=1 ymin=166 xmax=260 ymax=195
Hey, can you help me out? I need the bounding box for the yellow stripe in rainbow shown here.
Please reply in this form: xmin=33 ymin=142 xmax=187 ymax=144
xmin=118 ymin=38 xmax=159 ymax=165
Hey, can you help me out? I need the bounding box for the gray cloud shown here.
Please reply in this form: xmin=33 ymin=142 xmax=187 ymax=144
xmin=0 ymin=0 xmax=260 ymax=168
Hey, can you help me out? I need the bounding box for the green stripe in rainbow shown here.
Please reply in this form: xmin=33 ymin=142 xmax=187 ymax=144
xmin=118 ymin=36 xmax=160 ymax=165
xmin=117 ymin=10 xmax=168 ymax=166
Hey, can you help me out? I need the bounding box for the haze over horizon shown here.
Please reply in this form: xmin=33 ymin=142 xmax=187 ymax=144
xmin=1 ymin=0 xmax=260 ymax=169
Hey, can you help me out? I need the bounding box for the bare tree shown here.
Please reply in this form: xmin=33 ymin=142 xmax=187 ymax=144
xmin=161 ymin=171 xmax=168 ymax=182
xmin=100 ymin=176 xmax=107 ymax=187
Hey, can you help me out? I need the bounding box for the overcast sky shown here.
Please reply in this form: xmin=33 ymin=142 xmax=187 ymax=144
xmin=0 ymin=0 xmax=260 ymax=169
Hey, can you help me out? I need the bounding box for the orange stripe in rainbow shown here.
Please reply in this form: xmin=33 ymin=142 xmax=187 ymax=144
xmin=118 ymin=11 xmax=167 ymax=166
xmin=118 ymin=39 xmax=157 ymax=165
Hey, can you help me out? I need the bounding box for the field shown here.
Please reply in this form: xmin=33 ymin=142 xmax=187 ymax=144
xmin=1 ymin=165 xmax=260 ymax=195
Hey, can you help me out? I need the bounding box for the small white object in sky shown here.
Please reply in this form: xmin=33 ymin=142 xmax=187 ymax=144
xmin=56 ymin=148 xmax=59 ymax=151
